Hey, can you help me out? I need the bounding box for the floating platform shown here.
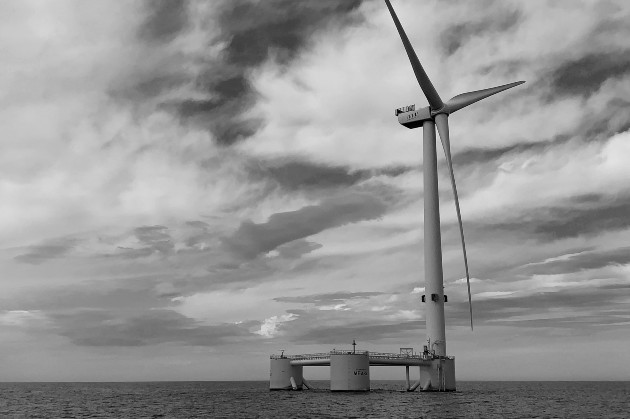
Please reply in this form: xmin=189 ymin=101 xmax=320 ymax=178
xmin=269 ymin=349 xmax=455 ymax=392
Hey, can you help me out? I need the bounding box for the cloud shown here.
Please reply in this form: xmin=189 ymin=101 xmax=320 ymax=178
xmin=133 ymin=0 xmax=368 ymax=146
xmin=549 ymin=50 xmax=630 ymax=98
xmin=222 ymin=191 xmax=388 ymax=259
xmin=137 ymin=0 xmax=190 ymax=44
xmin=582 ymin=97 xmax=630 ymax=141
xmin=519 ymin=247 xmax=630 ymax=276
xmin=51 ymin=308 xmax=259 ymax=347
xmin=256 ymin=160 xmax=367 ymax=191
xmin=439 ymin=3 xmax=521 ymax=56
xmin=256 ymin=313 xmax=297 ymax=337
xmin=275 ymin=239 xmax=323 ymax=259
xmin=484 ymin=194 xmax=630 ymax=241
xmin=115 ymin=225 xmax=175 ymax=258
xmin=451 ymin=141 xmax=544 ymax=169
xmin=217 ymin=0 xmax=363 ymax=68
xmin=248 ymin=158 xmax=413 ymax=192
xmin=274 ymin=291 xmax=384 ymax=305
xmin=14 ymin=238 xmax=79 ymax=264
xmin=0 ymin=310 xmax=47 ymax=327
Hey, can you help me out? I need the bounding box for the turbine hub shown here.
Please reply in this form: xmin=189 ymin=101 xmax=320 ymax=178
xmin=430 ymin=106 xmax=449 ymax=117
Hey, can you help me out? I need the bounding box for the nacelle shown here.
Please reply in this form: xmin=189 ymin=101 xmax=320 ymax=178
xmin=396 ymin=105 xmax=432 ymax=129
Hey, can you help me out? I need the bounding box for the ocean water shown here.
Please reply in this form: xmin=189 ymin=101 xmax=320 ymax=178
xmin=1 ymin=381 xmax=628 ymax=418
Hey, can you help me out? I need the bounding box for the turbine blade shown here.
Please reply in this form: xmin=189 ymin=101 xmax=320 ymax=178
xmin=434 ymin=113 xmax=473 ymax=331
xmin=445 ymin=81 xmax=525 ymax=114
xmin=384 ymin=0 xmax=443 ymax=110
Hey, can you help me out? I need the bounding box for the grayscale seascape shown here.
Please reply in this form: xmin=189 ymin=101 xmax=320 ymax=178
xmin=1 ymin=381 xmax=628 ymax=418
xmin=2 ymin=0 xmax=629 ymax=416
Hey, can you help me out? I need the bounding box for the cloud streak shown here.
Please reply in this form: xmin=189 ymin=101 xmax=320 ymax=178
xmin=14 ymin=238 xmax=79 ymax=264
xmin=52 ymin=309 xmax=259 ymax=347
xmin=222 ymin=192 xmax=388 ymax=259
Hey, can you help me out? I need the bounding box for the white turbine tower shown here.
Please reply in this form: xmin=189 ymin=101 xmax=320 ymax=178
xmin=384 ymin=0 xmax=524 ymax=363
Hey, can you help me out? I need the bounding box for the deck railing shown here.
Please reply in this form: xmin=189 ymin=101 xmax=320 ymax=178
xmin=271 ymin=351 xmax=454 ymax=361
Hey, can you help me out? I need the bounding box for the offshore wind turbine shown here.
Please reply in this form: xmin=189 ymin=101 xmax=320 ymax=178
xmin=267 ymin=1 xmax=526 ymax=394
xmin=384 ymin=0 xmax=524 ymax=359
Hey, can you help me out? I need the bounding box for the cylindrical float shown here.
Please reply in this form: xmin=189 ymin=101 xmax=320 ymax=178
xmin=269 ymin=357 xmax=303 ymax=390
xmin=330 ymin=352 xmax=370 ymax=391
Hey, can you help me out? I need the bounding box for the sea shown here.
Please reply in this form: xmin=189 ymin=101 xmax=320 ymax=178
xmin=1 ymin=381 xmax=628 ymax=418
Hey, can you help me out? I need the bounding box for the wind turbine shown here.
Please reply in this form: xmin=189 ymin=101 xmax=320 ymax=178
xmin=384 ymin=0 xmax=524 ymax=358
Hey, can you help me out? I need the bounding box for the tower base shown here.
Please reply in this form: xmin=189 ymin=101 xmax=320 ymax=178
xmin=419 ymin=357 xmax=456 ymax=391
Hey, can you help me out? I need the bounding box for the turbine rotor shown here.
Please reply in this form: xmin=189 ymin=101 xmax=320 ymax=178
xmin=385 ymin=0 xmax=524 ymax=331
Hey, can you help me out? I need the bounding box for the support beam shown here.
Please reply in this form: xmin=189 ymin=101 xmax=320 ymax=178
xmin=302 ymin=378 xmax=312 ymax=390
xmin=409 ymin=380 xmax=421 ymax=391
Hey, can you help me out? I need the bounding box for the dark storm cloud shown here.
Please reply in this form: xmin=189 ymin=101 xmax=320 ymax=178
xmin=274 ymin=291 xmax=384 ymax=304
xmin=52 ymin=309 xmax=258 ymax=347
xmin=115 ymin=225 xmax=175 ymax=259
xmin=549 ymin=50 xmax=630 ymax=97
xmin=14 ymin=238 xmax=79 ymax=264
xmin=262 ymin=161 xmax=366 ymax=190
xmin=115 ymin=0 xmax=365 ymax=145
xmin=249 ymin=159 xmax=413 ymax=191
xmin=174 ymin=76 xmax=254 ymax=119
xmin=479 ymin=194 xmax=630 ymax=241
xmin=533 ymin=199 xmax=630 ymax=240
xmin=439 ymin=5 xmax=521 ymax=56
xmin=165 ymin=76 xmax=262 ymax=148
xmin=171 ymin=0 xmax=364 ymax=145
xmin=176 ymin=99 xmax=221 ymax=118
xmin=222 ymin=192 xmax=387 ymax=259
xmin=138 ymin=0 xmax=190 ymax=44
xmin=210 ymin=118 xmax=263 ymax=145
xmin=218 ymin=0 xmax=363 ymax=67
xmin=450 ymin=141 xmax=548 ymax=168
xmin=214 ymin=75 xmax=250 ymax=98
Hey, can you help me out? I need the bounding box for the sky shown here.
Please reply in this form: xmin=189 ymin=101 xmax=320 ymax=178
xmin=1 ymin=0 xmax=629 ymax=382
